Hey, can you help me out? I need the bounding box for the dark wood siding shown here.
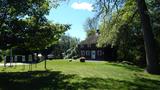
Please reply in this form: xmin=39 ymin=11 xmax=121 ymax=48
xmin=78 ymin=44 xmax=115 ymax=60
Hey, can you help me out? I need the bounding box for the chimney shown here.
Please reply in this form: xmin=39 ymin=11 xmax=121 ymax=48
xmin=96 ymin=29 xmax=100 ymax=36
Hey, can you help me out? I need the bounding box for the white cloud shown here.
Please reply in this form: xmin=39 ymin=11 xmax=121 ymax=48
xmin=71 ymin=2 xmax=93 ymax=11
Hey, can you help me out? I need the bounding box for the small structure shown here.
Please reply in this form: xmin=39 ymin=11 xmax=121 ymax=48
xmin=78 ymin=31 xmax=116 ymax=60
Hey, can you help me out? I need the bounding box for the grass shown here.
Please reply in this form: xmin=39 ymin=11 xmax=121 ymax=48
xmin=0 ymin=59 xmax=160 ymax=90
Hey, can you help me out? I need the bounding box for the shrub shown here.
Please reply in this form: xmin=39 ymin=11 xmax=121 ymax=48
xmin=80 ymin=57 xmax=86 ymax=62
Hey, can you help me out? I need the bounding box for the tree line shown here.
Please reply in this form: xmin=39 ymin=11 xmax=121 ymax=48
xmin=92 ymin=0 xmax=160 ymax=74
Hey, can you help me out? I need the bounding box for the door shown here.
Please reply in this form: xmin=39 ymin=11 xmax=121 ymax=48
xmin=91 ymin=50 xmax=96 ymax=59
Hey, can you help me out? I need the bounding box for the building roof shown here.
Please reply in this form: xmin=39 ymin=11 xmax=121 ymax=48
xmin=80 ymin=34 xmax=98 ymax=45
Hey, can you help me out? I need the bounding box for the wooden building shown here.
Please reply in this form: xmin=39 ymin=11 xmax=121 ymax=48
xmin=78 ymin=32 xmax=116 ymax=60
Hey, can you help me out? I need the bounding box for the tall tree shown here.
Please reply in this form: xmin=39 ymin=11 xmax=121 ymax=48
xmin=0 ymin=0 xmax=69 ymax=51
xmin=136 ymin=0 xmax=159 ymax=74
xmin=49 ymin=34 xmax=80 ymax=59
xmin=94 ymin=0 xmax=160 ymax=74
xmin=83 ymin=17 xmax=98 ymax=37
xmin=97 ymin=0 xmax=145 ymax=65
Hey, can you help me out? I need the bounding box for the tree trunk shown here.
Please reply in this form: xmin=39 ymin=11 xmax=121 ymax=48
xmin=44 ymin=59 xmax=47 ymax=70
xmin=136 ymin=0 xmax=160 ymax=74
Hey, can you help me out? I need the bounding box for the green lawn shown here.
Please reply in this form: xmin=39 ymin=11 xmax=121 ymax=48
xmin=0 ymin=60 xmax=160 ymax=90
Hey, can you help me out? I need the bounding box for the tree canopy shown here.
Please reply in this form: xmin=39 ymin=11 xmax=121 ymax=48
xmin=0 ymin=0 xmax=70 ymax=51
xmin=93 ymin=0 xmax=160 ymax=74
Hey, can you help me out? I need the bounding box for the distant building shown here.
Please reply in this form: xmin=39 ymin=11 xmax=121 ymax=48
xmin=78 ymin=31 xmax=116 ymax=60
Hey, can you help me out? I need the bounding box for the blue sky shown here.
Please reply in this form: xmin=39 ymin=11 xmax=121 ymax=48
xmin=46 ymin=0 xmax=95 ymax=40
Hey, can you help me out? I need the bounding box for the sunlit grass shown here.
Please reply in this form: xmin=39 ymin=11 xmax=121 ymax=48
xmin=0 ymin=59 xmax=160 ymax=90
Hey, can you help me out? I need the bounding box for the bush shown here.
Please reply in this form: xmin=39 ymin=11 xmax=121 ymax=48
xmin=72 ymin=56 xmax=79 ymax=59
xmin=80 ymin=57 xmax=86 ymax=62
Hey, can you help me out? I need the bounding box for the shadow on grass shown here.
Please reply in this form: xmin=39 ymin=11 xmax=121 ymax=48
xmin=106 ymin=62 xmax=144 ymax=72
xmin=0 ymin=71 xmax=75 ymax=90
xmin=73 ymin=77 xmax=160 ymax=90
xmin=0 ymin=70 xmax=159 ymax=90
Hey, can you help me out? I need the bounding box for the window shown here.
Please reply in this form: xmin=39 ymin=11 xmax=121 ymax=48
xmin=97 ymin=50 xmax=103 ymax=56
xmin=86 ymin=50 xmax=90 ymax=56
xmin=81 ymin=50 xmax=85 ymax=56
